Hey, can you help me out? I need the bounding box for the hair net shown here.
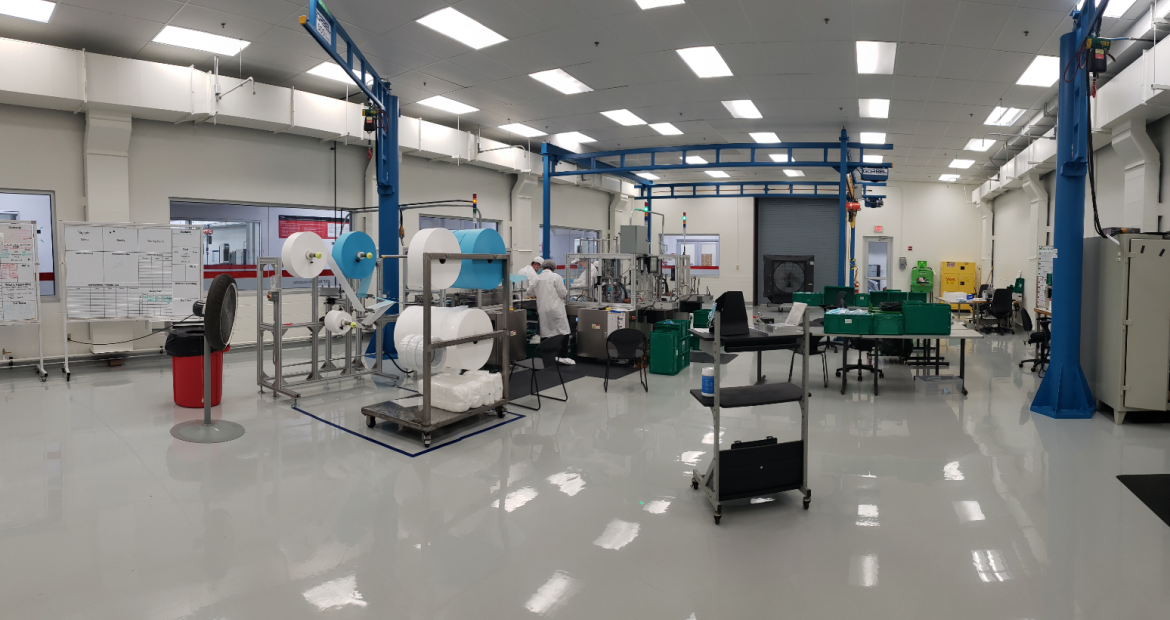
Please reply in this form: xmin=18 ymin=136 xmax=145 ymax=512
xmin=541 ymin=259 xmax=557 ymax=271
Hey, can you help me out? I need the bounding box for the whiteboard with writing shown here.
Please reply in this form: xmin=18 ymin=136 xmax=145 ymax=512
xmin=0 ymin=221 xmax=39 ymax=324
xmin=62 ymin=222 xmax=203 ymax=320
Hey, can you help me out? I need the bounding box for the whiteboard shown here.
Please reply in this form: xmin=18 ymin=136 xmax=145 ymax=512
xmin=62 ymin=222 xmax=204 ymax=320
xmin=0 ymin=221 xmax=39 ymax=324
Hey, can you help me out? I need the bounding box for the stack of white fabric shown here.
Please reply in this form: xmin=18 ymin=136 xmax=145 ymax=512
xmin=419 ymin=371 xmax=503 ymax=413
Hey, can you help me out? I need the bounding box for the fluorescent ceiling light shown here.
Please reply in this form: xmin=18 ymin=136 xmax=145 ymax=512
xmin=939 ymin=174 xmax=961 ymax=182
xmin=1102 ymin=0 xmax=1138 ymax=18
xmin=636 ymin=172 xmax=660 ymax=180
xmin=1016 ymin=55 xmax=1059 ymax=87
xmin=416 ymin=7 xmax=506 ymax=50
xmin=750 ymin=132 xmax=780 ymax=143
xmin=601 ymin=109 xmax=646 ymax=126
xmin=964 ymin=139 xmax=995 ymax=152
xmin=984 ymin=106 xmax=1025 ymax=126
xmin=722 ymin=99 xmax=762 ymax=119
xmin=153 ymin=25 xmax=250 ymax=56
xmin=783 ymin=169 xmax=804 ymax=177
xmin=649 ymin=122 xmax=683 ymax=135
xmin=676 ymin=46 xmax=733 ymax=78
xmin=636 ymin=0 xmax=685 ymax=8
xmin=0 ymin=0 xmax=55 ymax=22
xmin=499 ymin=123 xmax=546 ymax=138
xmin=769 ymin=153 xmax=789 ymax=163
xmin=529 ymin=68 xmax=592 ymax=94
xmin=856 ymin=41 xmax=897 ymax=74
xmin=1159 ymin=0 xmax=1170 ymax=18
xmin=859 ymin=98 xmax=890 ymax=119
xmin=706 ymin=171 xmax=730 ymax=178
xmin=418 ymin=96 xmax=478 ymax=115
xmin=306 ymin=62 xmax=373 ymax=87
xmin=950 ymin=159 xmax=974 ymax=169
xmin=557 ymin=131 xmax=595 ymax=143
xmin=685 ymin=156 xmax=707 ymax=164
xmin=863 ymin=155 xmax=884 ymax=164
xmin=859 ymin=132 xmax=885 ymax=144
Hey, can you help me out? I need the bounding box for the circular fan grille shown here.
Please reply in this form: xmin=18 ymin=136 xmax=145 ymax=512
xmin=773 ymin=262 xmax=806 ymax=293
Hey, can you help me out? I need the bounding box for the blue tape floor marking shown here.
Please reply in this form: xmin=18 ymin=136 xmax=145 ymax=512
xmin=291 ymin=405 xmax=525 ymax=458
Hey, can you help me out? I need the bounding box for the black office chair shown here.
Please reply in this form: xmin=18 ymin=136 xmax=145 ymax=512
xmin=509 ymin=334 xmax=569 ymax=411
xmin=981 ymin=287 xmax=1015 ymax=335
xmin=977 ymin=284 xmax=990 ymax=299
xmin=604 ymin=328 xmax=648 ymax=392
xmin=1018 ymin=308 xmax=1050 ymax=374
xmin=833 ymin=291 xmax=848 ymax=308
xmin=837 ymin=338 xmax=884 ymax=380
xmin=788 ymin=334 xmax=830 ymax=388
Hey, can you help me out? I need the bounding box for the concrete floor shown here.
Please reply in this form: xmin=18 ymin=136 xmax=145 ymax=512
xmin=1 ymin=316 xmax=1169 ymax=620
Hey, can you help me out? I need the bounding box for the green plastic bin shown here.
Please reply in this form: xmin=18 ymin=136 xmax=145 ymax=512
xmin=870 ymin=290 xmax=908 ymax=304
xmin=823 ymin=286 xmax=855 ymax=307
xmin=793 ymin=291 xmax=824 ymax=306
xmin=824 ymin=313 xmax=873 ymax=335
xmin=903 ymin=302 xmax=952 ymax=335
xmin=692 ymin=309 xmax=712 ymax=328
xmin=907 ymin=292 xmax=928 ymax=303
xmin=650 ymin=331 xmax=688 ymax=375
xmin=871 ymin=313 xmax=904 ymax=335
xmin=852 ymin=293 xmax=870 ymax=308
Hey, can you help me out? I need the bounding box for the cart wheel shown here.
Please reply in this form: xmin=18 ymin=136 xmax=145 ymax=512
xmin=423 ymin=434 xmax=432 ymax=447
xmin=803 ymin=498 xmax=811 ymax=510
xmin=1018 ymin=361 xmax=1024 ymax=368
xmin=835 ymin=370 xmax=841 ymax=377
xmin=365 ymin=415 xmax=375 ymax=428
xmin=66 ymin=372 xmax=71 ymax=382
xmin=496 ymin=407 xmax=506 ymax=418
xmin=691 ymin=479 xmax=699 ymax=490
xmin=40 ymin=375 xmax=47 ymax=383
xmin=713 ymin=515 xmax=721 ymax=524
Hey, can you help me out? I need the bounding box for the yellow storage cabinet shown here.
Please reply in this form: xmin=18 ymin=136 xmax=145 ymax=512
xmin=940 ymin=261 xmax=979 ymax=309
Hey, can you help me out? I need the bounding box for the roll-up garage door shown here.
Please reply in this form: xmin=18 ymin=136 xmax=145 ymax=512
xmin=756 ymin=198 xmax=839 ymax=305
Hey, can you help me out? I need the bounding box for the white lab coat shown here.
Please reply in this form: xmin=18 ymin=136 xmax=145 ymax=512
xmin=517 ymin=264 xmax=539 ymax=291
xmin=531 ymin=270 xmax=570 ymax=337
xmin=572 ymin=261 xmax=600 ymax=288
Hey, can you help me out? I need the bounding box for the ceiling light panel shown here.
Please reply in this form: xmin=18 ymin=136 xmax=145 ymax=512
xmin=939 ymin=174 xmax=961 ymax=182
xmin=859 ymin=99 xmax=890 ymax=119
xmin=706 ymin=171 xmax=730 ymax=178
xmin=984 ymin=107 xmax=1025 ymax=126
xmin=783 ymin=169 xmax=804 ymax=177
xmin=649 ymin=123 xmax=682 ymax=135
xmin=863 ymin=155 xmax=884 ymax=163
xmin=769 ymin=153 xmax=789 ymax=163
xmin=418 ymin=96 xmax=478 ymax=115
xmin=529 ymin=68 xmax=592 ymax=94
xmin=1103 ymin=0 xmax=1137 ymax=18
xmin=859 ymin=132 xmax=885 ymax=144
xmin=750 ymin=132 xmax=780 ymax=143
xmin=602 ymin=109 xmax=646 ymax=126
xmin=153 ymin=25 xmax=250 ymax=56
xmin=685 ymin=156 xmax=707 ymax=164
xmin=722 ymin=100 xmax=762 ymax=119
xmin=636 ymin=172 xmax=660 ymax=180
xmin=1016 ymin=55 xmax=1059 ymax=87
xmin=0 ymin=0 xmax=55 ymax=22
xmin=636 ymin=0 xmax=685 ymax=8
xmin=950 ymin=159 xmax=975 ymax=169
xmin=964 ymin=139 xmax=995 ymax=152
xmin=557 ymin=132 xmax=595 ymax=143
xmin=499 ymin=123 xmax=546 ymax=137
xmin=856 ymin=41 xmax=897 ymax=74
xmin=676 ymin=46 xmax=733 ymax=78
xmin=416 ymin=7 xmax=507 ymax=50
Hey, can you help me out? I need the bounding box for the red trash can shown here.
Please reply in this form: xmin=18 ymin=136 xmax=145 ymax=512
xmin=166 ymin=326 xmax=228 ymax=408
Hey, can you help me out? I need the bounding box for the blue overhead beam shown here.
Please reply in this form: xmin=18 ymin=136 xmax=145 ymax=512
xmin=637 ymin=181 xmax=886 ymax=199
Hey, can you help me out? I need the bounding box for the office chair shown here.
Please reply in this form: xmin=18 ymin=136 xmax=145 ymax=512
xmin=509 ymin=335 xmax=569 ymax=411
xmin=788 ymin=334 xmax=830 ymax=388
xmin=833 ymin=291 xmax=848 ymax=308
xmin=837 ymin=337 xmax=884 ymax=381
xmin=1018 ymin=308 xmax=1050 ymax=374
xmin=981 ymin=287 xmax=1015 ymax=335
xmin=604 ymin=328 xmax=648 ymax=392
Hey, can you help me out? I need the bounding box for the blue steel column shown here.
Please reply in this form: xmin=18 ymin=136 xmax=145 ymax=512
xmin=646 ymin=196 xmax=653 ymax=247
xmin=378 ymin=93 xmax=399 ymax=302
xmin=1031 ymin=29 xmax=1094 ymax=419
xmin=849 ymin=219 xmax=856 ymax=289
xmin=838 ymin=129 xmax=848 ymax=286
xmin=542 ymin=150 xmax=552 ymax=259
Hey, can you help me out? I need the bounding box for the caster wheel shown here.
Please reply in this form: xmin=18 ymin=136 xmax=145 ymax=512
xmin=496 ymin=408 xmax=506 ymax=418
xmin=365 ymin=415 xmax=375 ymax=428
xmin=691 ymin=480 xmax=699 ymax=490
xmin=803 ymin=499 xmax=811 ymax=510
xmin=66 ymin=373 xmax=71 ymax=382
xmin=422 ymin=434 xmax=432 ymax=447
xmin=835 ymin=370 xmax=841 ymax=377
xmin=713 ymin=513 xmax=721 ymax=525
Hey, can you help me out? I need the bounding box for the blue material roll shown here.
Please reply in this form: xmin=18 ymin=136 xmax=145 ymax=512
xmin=332 ymin=231 xmax=377 ymax=280
xmin=451 ymin=228 xmax=506 ymax=290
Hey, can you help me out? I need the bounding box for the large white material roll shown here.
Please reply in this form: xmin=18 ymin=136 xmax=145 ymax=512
xmin=281 ymin=231 xmax=328 ymax=278
xmin=407 ymin=227 xmax=462 ymax=290
xmin=393 ymin=305 xmax=494 ymax=370
xmin=324 ymin=310 xmax=356 ymax=336
xmin=396 ymin=333 xmax=446 ymax=374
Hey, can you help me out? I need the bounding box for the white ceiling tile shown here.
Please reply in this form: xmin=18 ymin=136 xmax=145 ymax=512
xmin=927 ymin=78 xmax=973 ymax=103
xmin=889 ymin=99 xmax=925 ymax=120
xmin=934 ymin=45 xmax=990 ymax=80
xmin=921 ymin=101 xmax=963 ymax=122
xmin=644 ymin=4 xmax=714 ymax=49
xmin=64 ymin=0 xmax=183 ymax=23
xmin=946 ymin=2 xmax=1014 ymax=50
xmin=688 ymin=0 xmax=760 ymax=45
xmin=507 ymin=0 xmax=594 ymax=28
xmin=894 ymin=43 xmax=945 ymax=78
xmin=991 ymin=8 xmax=1066 ymax=54
xmin=164 ymin=4 xmax=277 ymax=42
xmin=446 ymin=51 xmax=522 ymax=82
xmin=739 ymin=0 xmax=808 ymax=42
xmin=454 ymin=0 xmax=554 ymax=40
xmin=852 ymin=0 xmax=905 ymax=42
xmin=892 ymin=75 xmax=935 ymax=101
xmin=976 ymin=50 xmax=1034 ymax=83
xmin=901 ymin=0 xmax=960 ymax=45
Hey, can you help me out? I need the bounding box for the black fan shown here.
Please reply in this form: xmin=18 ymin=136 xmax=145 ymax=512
xmin=762 ymin=255 xmax=814 ymax=305
xmin=171 ymin=274 xmax=244 ymax=444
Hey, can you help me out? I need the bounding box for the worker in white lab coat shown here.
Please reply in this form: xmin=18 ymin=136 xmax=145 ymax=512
xmin=571 ymin=259 xmax=600 ymax=289
xmin=517 ymin=257 xmax=543 ymax=293
xmin=531 ymin=259 xmax=574 ymax=364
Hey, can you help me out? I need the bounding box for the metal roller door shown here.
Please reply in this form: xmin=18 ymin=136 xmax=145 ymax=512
xmin=756 ymin=198 xmax=839 ymax=305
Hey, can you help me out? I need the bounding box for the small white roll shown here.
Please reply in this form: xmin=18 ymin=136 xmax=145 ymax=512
xmin=282 ymin=231 xmax=328 ymax=278
xmin=394 ymin=306 xmax=459 ymax=350
xmin=324 ymin=310 xmax=355 ymax=335
xmin=396 ymin=333 xmax=446 ymax=373
xmin=407 ymin=228 xmax=462 ymax=290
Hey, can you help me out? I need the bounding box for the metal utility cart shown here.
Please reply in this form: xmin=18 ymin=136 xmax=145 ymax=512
xmin=689 ymin=309 xmax=811 ymax=524
xmin=361 ymin=252 xmax=512 ymax=447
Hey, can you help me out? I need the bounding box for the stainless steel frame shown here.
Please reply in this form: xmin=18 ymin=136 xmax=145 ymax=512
xmin=361 ymin=252 xmax=512 ymax=447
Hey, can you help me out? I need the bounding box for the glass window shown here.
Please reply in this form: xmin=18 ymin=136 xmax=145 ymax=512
xmin=0 ymin=191 xmax=56 ymax=296
xmin=539 ymin=225 xmax=599 ymax=268
xmin=664 ymin=234 xmax=719 ymax=277
xmin=419 ymin=215 xmax=498 ymax=231
xmin=168 ymin=220 xmax=262 ymax=266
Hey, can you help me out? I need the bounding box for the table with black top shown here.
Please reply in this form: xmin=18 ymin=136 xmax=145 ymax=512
xmin=689 ymin=323 xmax=802 ymax=385
xmin=811 ymin=324 xmax=984 ymax=396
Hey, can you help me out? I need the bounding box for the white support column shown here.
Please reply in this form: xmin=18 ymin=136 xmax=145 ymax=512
xmin=1021 ymin=171 xmax=1048 ymax=315
xmin=976 ymin=200 xmax=993 ymax=287
xmin=1110 ymin=119 xmax=1161 ymax=232
xmin=83 ymin=108 xmax=134 ymax=352
xmin=511 ymin=173 xmax=536 ymax=266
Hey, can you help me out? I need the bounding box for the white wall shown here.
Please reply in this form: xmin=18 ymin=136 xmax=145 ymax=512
xmin=991 ymin=187 xmax=1033 ymax=292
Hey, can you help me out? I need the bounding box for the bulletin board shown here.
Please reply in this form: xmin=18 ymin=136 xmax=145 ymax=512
xmin=61 ymin=222 xmax=204 ymax=320
xmin=1036 ymin=245 xmax=1055 ymax=312
xmin=0 ymin=221 xmax=40 ymax=324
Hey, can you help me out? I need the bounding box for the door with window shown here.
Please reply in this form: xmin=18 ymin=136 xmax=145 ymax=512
xmin=865 ymin=237 xmax=891 ymax=292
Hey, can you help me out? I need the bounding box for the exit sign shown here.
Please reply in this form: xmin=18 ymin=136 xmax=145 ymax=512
xmin=874 ymin=225 xmax=883 ymax=233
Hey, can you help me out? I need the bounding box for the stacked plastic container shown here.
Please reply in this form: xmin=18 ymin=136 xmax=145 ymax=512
xmin=650 ymin=320 xmax=690 ymax=375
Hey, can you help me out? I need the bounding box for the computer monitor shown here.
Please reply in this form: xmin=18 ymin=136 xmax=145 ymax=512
xmin=713 ymin=291 xmax=750 ymax=337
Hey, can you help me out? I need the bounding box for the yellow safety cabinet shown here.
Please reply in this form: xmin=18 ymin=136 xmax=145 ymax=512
xmin=940 ymin=261 xmax=979 ymax=309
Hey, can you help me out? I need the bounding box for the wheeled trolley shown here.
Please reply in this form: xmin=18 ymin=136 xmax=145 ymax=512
xmin=689 ymin=308 xmax=811 ymax=524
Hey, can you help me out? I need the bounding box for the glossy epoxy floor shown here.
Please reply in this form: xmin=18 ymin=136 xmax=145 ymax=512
xmin=1 ymin=320 xmax=1169 ymax=620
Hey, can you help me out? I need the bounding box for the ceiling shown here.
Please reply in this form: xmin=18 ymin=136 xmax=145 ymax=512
xmin=0 ymin=0 xmax=1144 ymax=185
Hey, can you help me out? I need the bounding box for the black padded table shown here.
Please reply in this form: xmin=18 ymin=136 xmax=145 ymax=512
xmin=689 ymin=382 xmax=804 ymax=408
xmin=690 ymin=325 xmax=801 ymax=385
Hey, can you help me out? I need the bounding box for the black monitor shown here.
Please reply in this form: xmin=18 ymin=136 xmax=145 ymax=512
xmin=713 ymin=291 xmax=750 ymax=337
